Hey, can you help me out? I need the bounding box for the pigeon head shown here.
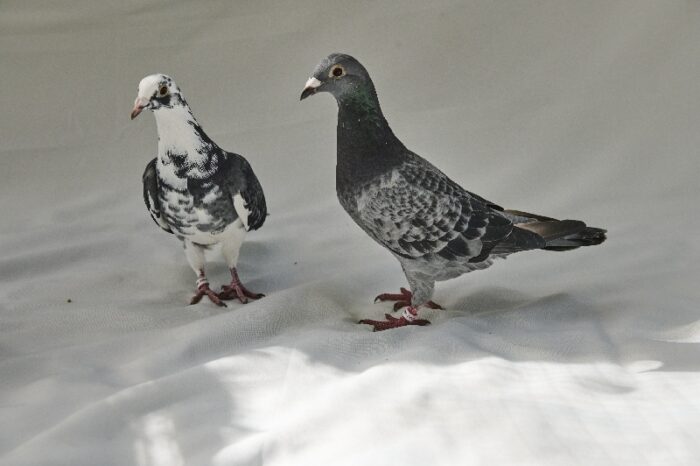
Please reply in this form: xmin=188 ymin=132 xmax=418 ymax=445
xmin=131 ymin=74 xmax=186 ymax=120
xmin=299 ymin=53 xmax=374 ymax=103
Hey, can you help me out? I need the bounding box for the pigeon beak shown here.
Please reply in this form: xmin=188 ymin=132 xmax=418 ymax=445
xmin=300 ymin=77 xmax=322 ymax=101
xmin=130 ymin=97 xmax=150 ymax=120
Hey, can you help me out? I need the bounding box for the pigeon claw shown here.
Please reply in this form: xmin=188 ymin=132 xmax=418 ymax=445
xmin=218 ymin=283 xmax=265 ymax=304
xmin=190 ymin=285 xmax=226 ymax=307
xmin=374 ymin=287 xmax=411 ymax=303
xmin=374 ymin=287 xmax=444 ymax=310
xmin=359 ymin=313 xmax=431 ymax=332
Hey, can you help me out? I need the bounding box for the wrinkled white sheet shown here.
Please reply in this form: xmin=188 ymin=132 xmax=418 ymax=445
xmin=1 ymin=1 xmax=699 ymax=465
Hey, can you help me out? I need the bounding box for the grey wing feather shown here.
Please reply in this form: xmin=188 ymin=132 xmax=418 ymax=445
xmin=142 ymin=158 xmax=173 ymax=234
xmin=356 ymin=159 xmax=514 ymax=261
xmin=222 ymin=153 xmax=267 ymax=231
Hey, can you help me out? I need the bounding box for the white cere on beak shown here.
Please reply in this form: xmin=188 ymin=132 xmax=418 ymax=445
xmin=304 ymin=77 xmax=322 ymax=89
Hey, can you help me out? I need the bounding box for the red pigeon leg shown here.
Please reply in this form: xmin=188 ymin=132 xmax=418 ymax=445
xmin=218 ymin=267 xmax=265 ymax=304
xmin=190 ymin=275 xmax=226 ymax=307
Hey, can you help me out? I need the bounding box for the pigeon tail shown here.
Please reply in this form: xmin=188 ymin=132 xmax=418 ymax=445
xmin=541 ymin=226 xmax=607 ymax=251
xmin=506 ymin=210 xmax=607 ymax=252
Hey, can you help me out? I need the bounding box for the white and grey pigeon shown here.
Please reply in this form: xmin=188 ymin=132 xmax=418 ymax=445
xmin=131 ymin=74 xmax=267 ymax=307
xmin=300 ymin=54 xmax=606 ymax=331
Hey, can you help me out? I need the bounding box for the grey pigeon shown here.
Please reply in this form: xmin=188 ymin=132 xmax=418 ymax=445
xmin=132 ymin=74 xmax=266 ymax=306
xmin=300 ymin=54 xmax=606 ymax=331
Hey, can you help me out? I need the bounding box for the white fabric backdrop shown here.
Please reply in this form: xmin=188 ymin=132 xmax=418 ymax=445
xmin=1 ymin=1 xmax=699 ymax=465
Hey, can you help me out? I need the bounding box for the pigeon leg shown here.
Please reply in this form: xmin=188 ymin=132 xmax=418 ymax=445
xmin=184 ymin=242 xmax=225 ymax=307
xmin=374 ymin=287 xmax=444 ymax=311
xmin=190 ymin=274 xmax=226 ymax=307
xmin=359 ymin=306 xmax=431 ymax=331
xmin=218 ymin=267 xmax=265 ymax=304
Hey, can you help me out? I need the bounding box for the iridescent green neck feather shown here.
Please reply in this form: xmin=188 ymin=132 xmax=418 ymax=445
xmin=335 ymin=82 xmax=406 ymax=188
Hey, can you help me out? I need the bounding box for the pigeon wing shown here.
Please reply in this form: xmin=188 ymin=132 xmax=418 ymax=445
xmin=142 ymin=158 xmax=173 ymax=234
xmin=356 ymin=159 xmax=514 ymax=261
xmin=221 ymin=153 xmax=267 ymax=231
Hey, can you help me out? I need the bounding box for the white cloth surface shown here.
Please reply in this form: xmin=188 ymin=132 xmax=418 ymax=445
xmin=1 ymin=1 xmax=699 ymax=465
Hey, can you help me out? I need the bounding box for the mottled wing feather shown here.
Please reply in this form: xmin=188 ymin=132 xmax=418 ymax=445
xmin=357 ymin=160 xmax=513 ymax=261
xmin=222 ymin=153 xmax=267 ymax=231
xmin=239 ymin=158 xmax=267 ymax=230
xmin=142 ymin=158 xmax=173 ymax=234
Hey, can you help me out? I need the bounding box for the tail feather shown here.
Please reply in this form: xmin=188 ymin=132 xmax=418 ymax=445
xmin=542 ymin=226 xmax=607 ymax=251
xmin=504 ymin=209 xmax=607 ymax=252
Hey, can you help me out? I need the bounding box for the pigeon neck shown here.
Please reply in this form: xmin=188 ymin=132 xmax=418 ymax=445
xmin=336 ymin=84 xmax=388 ymax=132
xmin=153 ymin=103 xmax=220 ymax=179
xmin=335 ymin=85 xmax=404 ymax=184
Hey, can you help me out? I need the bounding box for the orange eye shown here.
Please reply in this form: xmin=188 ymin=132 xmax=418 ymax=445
xmin=159 ymin=85 xmax=168 ymax=96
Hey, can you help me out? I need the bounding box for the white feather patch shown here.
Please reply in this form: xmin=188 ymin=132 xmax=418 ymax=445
xmin=233 ymin=193 xmax=249 ymax=230
xmin=154 ymin=105 xmax=217 ymax=179
xmin=202 ymin=187 xmax=220 ymax=204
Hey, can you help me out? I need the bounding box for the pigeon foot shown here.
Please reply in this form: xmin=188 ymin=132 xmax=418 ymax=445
xmin=359 ymin=313 xmax=431 ymax=331
xmin=190 ymin=280 xmax=226 ymax=307
xmin=218 ymin=283 xmax=265 ymax=304
xmin=374 ymin=287 xmax=443 ymax=311
xmin=218 ymin=268 xmax=264 ymax=304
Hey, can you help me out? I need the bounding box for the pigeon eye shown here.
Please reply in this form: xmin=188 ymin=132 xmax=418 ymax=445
xmin=330 ymin=65 xmax=345 ymax=78
xmin=158 ymin=85 xmax=168 ymax=96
